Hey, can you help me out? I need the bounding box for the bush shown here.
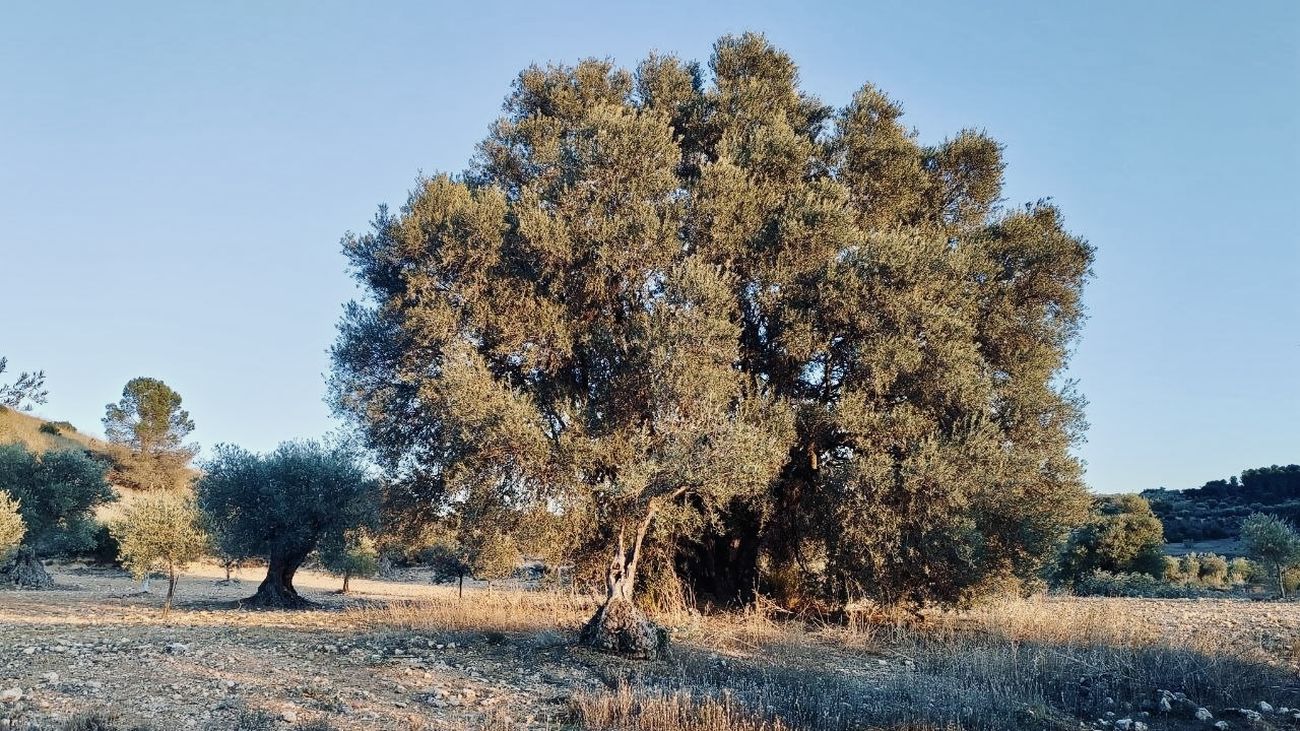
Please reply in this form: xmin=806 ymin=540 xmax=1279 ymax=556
xmin=1073 ymin=571 xmax=1207 ymax=598
xmin=1056 ymin=494 xmax=1167 ymax=584
xmin=1228 ymin=556 xmax=1255 ymax=584
xmin=39 ymin=422 xmax=60 ymax=435
xmin=0 ymin=490 xmax=25 ymax=562
xmin=87 ymin=521 xmax=121 ymax=564
xmin=1198 ymin=553 xmax=1228 ymax=586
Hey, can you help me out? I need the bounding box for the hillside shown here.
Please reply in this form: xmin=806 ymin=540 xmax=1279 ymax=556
xmin=1142 ymin=464 xmax=1300 ymax=542
xmin=0 ymin=407 xmax=107 ymax=455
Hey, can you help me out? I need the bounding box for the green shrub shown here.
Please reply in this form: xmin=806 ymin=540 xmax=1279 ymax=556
xmin=1198 ymin=553 xmax=1228 ymax=586
xmin=39 ymin=422 xmax=60 ymax=435
xmin=1228 ymin=556 xmax=1255 ymax=584
xmin=87 ymin=521 xmax=121 ymax=564
xmin=0 ymin=490 xmax=25 ymax=562
xmin=1073 ymin=571 xmax=1206 ymax=598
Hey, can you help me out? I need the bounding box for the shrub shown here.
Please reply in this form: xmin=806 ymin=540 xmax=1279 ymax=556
xmin=1073 ymin=571 xmax=1206 ymax=599
xmin=1197 ymin=553 xmax=1228 ymax=586
xmin=39 ymin=422 xmax=60 ymax=435
xmin=1056 ymin=494 xmax=1167 ymax=584
xmin=0 ymin=490 xmax=25 ymax=561
xmin=87 ymin=521 xmax=121 ymax=564
xmin=1228 ymin=556 xmax=1255 ymax=584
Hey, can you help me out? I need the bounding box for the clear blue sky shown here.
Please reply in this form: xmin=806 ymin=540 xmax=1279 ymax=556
xmin=2 ymin=1 xmax=1296 ymax=494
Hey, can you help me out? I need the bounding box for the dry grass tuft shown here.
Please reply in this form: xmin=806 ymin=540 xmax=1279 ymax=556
xmin=573 ymin=685 xmax=794 ymax=731
xmin=344 ymin=586 xmax=595 ymax=635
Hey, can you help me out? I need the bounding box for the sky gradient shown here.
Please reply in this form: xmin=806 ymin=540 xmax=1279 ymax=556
xmin=2 ymin=1 xmax=1296 ymax=494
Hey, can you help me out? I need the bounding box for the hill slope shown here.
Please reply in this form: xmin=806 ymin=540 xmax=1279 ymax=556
xmin=0 ymin=406 xmax=106 ymax=455
xmin=1143 ymin=464 xmax=1300 ymax=542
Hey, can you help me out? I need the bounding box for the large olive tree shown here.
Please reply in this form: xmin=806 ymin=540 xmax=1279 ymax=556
xmin=197 ymin=440 xmax=377 ymax=608
xmin=333 ymin=33 xmax=1094 ymax=648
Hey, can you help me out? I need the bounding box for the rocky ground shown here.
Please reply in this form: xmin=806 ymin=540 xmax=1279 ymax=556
xmin=3 ymin=564 xmax=1300 ymax=730
xmin=0 ymin=563 xmax=606 ymax=730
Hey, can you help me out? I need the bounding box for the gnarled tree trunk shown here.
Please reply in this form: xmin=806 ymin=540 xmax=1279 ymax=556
xmin=244 ymin=550 xmax=310 ymax=608
xmin=580 ymin=502 xmax=670 ymax=659
xmin=0 ymin=547 xmax=54 ymax=589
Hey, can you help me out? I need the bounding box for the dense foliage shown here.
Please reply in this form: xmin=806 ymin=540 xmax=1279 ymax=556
xmin=103 ymin=377 xmax=198 ymax=491
xmin=1055 ymin=494 xmax=1166 ymax=583
xmin=197 ymin=440 xmax=377 ymax=607
xmin=0 ymin=443 xmax=114 ymax=555
xmin=331 ymin=33 xmax=1094 ymax=619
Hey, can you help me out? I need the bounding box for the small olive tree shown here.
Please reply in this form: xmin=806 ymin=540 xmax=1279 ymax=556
xmin=1241 ymin=513 xmax=1300 ymax=598
xmin=112 ymin=493 xmax=208 ymax=615
xmin=0 ymin=491 xmax=25 ymax=561
xmin=197 ymin=440 xmax=377 ymax=608
xmin=318 ymin=529 xmax=379 ymax=593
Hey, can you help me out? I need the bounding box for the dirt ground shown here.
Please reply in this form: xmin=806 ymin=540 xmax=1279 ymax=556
xmin=4 ymin=562 xmax=1300 ymax=730
xmin=0 ymin=562 xmax=608 ymax=730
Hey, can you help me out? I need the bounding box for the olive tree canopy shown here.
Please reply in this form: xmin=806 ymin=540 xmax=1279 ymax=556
xmin=332 ymin=33 xmax=1094 ymax=648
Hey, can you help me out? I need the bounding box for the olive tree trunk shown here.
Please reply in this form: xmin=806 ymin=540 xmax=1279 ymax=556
xmin=579 ymin=501 xmax=671 ymax=659
xmin=0 ymin=546 xmax=53 ymax=589
xmin=163 ymin=565 xmax=178 ymax=617
xmin=244 ymin=550 xmax=311 ymax=608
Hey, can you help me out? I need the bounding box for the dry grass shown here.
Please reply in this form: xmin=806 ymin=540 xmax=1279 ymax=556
xmin=573 ymin=685 xmax=796 ymax=731
xmin=344 ymin=585 xmax=597 ymax=635
xmin=0 ymin=408 xmax=105 ymax=455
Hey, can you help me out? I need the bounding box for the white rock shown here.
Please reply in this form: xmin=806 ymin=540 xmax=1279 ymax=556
xmin=280 ymin=709 xmax=298 ymax=724
xmin=40 ymin=672 xmax=58 ymax=685
xmin=166 ymin=642 xmax=189 ymax=655
xmin=1158 ymin=697 xmax=1173 ymax=712
xmin=1213 ymin=723 xmax=1229 ymax=730
xmin=0 ymin=687 xmax=22 ymax=703
xmin=1195 ymin=707 xmax=1214 ymax=721
xmin=1259 ymin=701 xmax=1274 ymax=713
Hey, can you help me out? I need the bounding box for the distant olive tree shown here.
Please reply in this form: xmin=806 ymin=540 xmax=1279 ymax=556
xmin=112 ymin=493 xmax=208 ymax=615
xmin=1241 ymin=513 xmax=1300 ymax=598
xmin=197 ymin=440 xmax=377 ymax=608
xmin=318 ymin=528 xmax=380 ymax=593
xmin=103 ymin=377 xmax=197 ymax=491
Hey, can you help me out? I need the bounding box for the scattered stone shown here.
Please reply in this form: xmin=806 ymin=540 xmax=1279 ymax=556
xmin=167 ymin=642 xmax=190 ymax=655
xmin=0 ymin=687 xmax=22 ymax=704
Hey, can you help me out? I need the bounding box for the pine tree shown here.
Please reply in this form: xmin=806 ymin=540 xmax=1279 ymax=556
xmin=103 ymin=377 xmax=197 ymax=491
